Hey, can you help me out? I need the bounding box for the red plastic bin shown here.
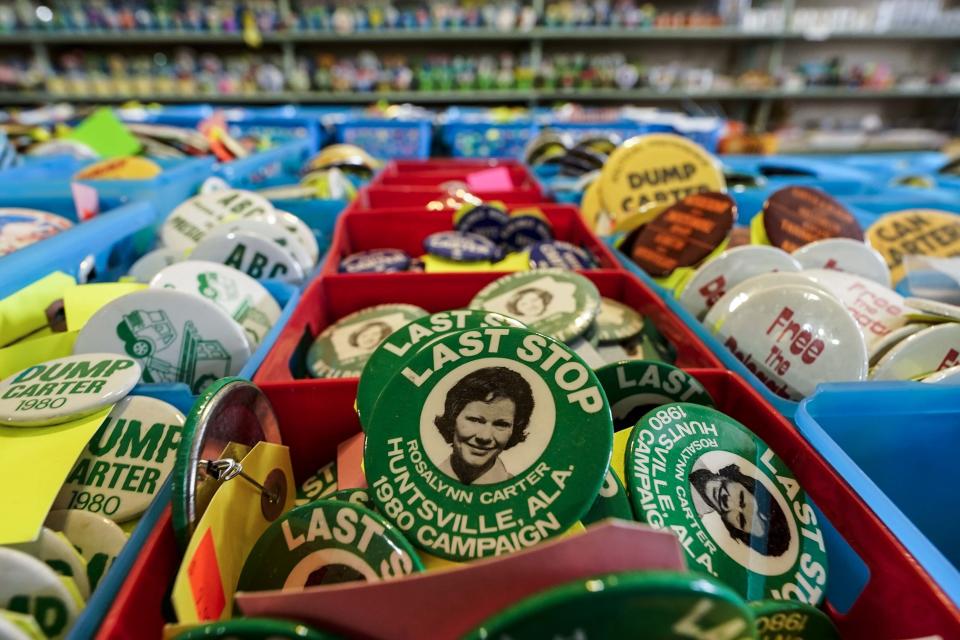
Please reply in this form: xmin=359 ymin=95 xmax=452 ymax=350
xmin=354 ymin=185 xmax=545 ymax=210
xmin=253 ymin=270 xmax=723 ymax=384
xmin=372 ymin=166 xmax=539 ymax=190
xmin=322 ymin=204 xmax=618 ymax=275
xmin=97 ymin=369 xmax=960 ymax=639
xmin=383 ymin=159 xmax=525 ymax=175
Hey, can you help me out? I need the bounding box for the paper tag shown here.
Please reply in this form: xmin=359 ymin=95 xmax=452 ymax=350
xmin=171 ymin=441 xmax=295 ymax=623
xmin=337 ymin=432 xmax=366 ymax=490
xmin=63 ymin=282 xmax=146 ymax=332
xmin=71 ymin=182 xmax=100 ymax=222
xmin=466 ymin=167 xmax=514 ymax=193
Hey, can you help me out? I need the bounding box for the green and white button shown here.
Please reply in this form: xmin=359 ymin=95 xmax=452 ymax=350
xmin=750 ymin=600 xmax=839 ymax=640
xmin=581 ymin=470 xmax=634 ymax=525
xmin=0 ymin=548 xmax=81 ymax=640
xmin=625 ymin=404 xmax=829 ymax=604
xmin=595 ymin=360 xmax=714 ymax=431
xmin=469 ymin=270 xmax=601 ymax=343
xmin=73 ymin=289 xmax=251 ymax=395
xmin=161 ymin=189 xmax=275 ymax=253
xmin=44 ymin=509 xmax=127 ymax=593
xmin=208 ymin=218 xmax=314 ymax=274
xmin=127 ymin=247 xmax=183 ymax=284
xmin=307 ymin=304 xmax=428 ymax=379
xmin=332 ymin=489 xmax=376 ymax=512
xmin=191 ymin=231 xmax=306 ymax=285
xmin=0 ymin=354 xmax=140 ymax=427
xmin=364 ymin=327 xmax=612 ymax=561
xmin=150 ymin=260 xmax=282 ymax=347
xmin=53 ymin=396 xmax=186 ymax=523
xmin=237 ymin=500 xmax=423 ymax=591
xmin=6 ymin=528 xmax=91 ymax=600
xmin=0 ymin=609 xmax=45 ymax=640
xmin=296 ymin=460 xmax=338 ymax=506
xmin=596 ymin=298 xmax=645 ymax=343
xmin=172 ymin=617 xmax=337 ymax=640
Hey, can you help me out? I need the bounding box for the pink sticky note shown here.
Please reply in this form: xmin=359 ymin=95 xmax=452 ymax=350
xmin=337 ymin=432 xmax=367 ymax=490
xmin=465 ymin=167 xmax=514 ymax=192
xmin=236 ymin=521 xmax=686 ymax=640
xmin=71 ymin=182 xmax=99 ymax=221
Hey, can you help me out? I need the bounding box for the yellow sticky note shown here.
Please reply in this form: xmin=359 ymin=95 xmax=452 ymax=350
xmin=611 ymin=428 xmax=633 ymax=485
xmin=0 ymin=272 xmax=76 ymax=348
xmin=64 ymin=283 xmax=146 ymax=332
xmin=0 ymin=407 xmax=110 ymax=544
xmin=171 ymin=441 xmax=294 ymax=624
xmin=0 ymin=331 xmax=78 ymax=379
xmin=422 ymin=252 xmax=530 ymax=274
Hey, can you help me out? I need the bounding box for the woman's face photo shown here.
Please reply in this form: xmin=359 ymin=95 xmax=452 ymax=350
xmin=353 ymin=323 xmax=390 ymax=351
xmin=514 ymin=290 xmax=547 ymax=318
xmin=453 ymin=397 xmax=517 ymax=470
xmin=704 ymin=476 xmax=766 ymax=538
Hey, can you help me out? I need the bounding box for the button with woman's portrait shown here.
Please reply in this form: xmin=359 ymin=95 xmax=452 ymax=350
xmin=469 ymin=269 xmax=601 ymax=343
xmin=364 ymin=326 xmax=613 ymax=562
xmin=625 ymin=404 xmax=829 ymax=604
xmin=595 ymin=298 xmax=646 ymax=344
xmin=307 ymin=304 xmax=429 ymax=378
xmin=750 ymin=600 xmax=840 ymax=640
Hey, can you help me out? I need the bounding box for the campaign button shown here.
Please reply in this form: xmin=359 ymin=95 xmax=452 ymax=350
xmin=53 ymin=396 xmax=186 ymax=523
xmin=871 ymin=323 xmax=960 ymax=380
xmin=702 ymin=272 xmax=838 ymax=334
xmin=595 ymin=360 xmax=713 ymax=431
xmin=295 ymin=460 xmax=338 ymax=506
xmin=199 ymin=176 xmax=230 ymax=194
xmin=762 ymin=186 xmax=862 ymax=252
xmin=340 ymin=249 xmax=411 ymax=274
xmin=707 ymin=283 xmax=867 ymax=399
xmin=454 ymin=202 xmax=510 ymax=244
xmin=191 ymin=231 xmax=306 ymax=285
xmin=0 ymin=354 xmax=140 ymax=427
xmin=0 ymin=608 xmax=45 ymax=639
xmin=171 ymin=617 xmax=337 ymax=640
xmin=0 ymin=548 xmax=81 ymax=640
xmin=528 ymin=241 xmax=597 ymax=270
xmin=629 ymin=192 xmax=735 ymax=277
xmin=423 ymin=231 xmax=502 ymax=262
xmin=237 ymin=500 xmax=422 ymax=591
xmin=750 ymin=600 xmax=839 ymax=640
xmin=594 ymin=298 xmax=644 ymax=345
xmin=866 ymin=209 xmax=960 ymax=285
xmin=905 ymin=297 xmax=960 ymax=323
xmin=469 ymin=270 xmax=601 ymax=343
xmin=332 ymin=488 xmax=376 ymax=512
xmin=7 ymin=527 xmax=91 ymax=600
xmin=581 ymin=469 xmax=634 ymax=525
xmin=127 ymin=247 xmax=183 ymax=283
xmin=73 ymin=157 xmax=162 ymax=181
xmin=161 ymin=190 xmax=275 ymax=253
xmin=923 ymin=365 xmax=960 ymax=384
xmin=625 ymin=404 xmax=829 ymax=603
xmin=579 ymin=179 xmax=607 ymax=232
xmin=502 ymin=215 xmax=554 ymax=251
xmin=73 ymin=289 xmax=251 ymax=395
xmin=678 ymin=246 xmax=802 ymax=320
xmin=45 ymin=509 xmax=128 ymax=593
xmin=307 ymin=304 xmax=429 ymax=379
xmin=150 ymin=260 xmax=282 ymax=348
xmin=208 ymin=218 xmax=313 ymax=273
xmin=356 ymin=309 xmax=524 ymax=430
xmin=791 ymin=238 xmax=891 ymax=287
xmin=364 ymin=327 xmax=612 ymax=561
xmin=0 ymin=209 xmax=73 ymax=256
xmin=868 ymin=322 xmax=930 ymax=366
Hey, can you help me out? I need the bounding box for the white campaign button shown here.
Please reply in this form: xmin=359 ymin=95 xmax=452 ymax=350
xmin=190 ymin=231 xmax=305 ymax=284
xmin=0 ymin=208 xmax=73 ymax=256
xmin=53 ymin=396 xmax=186 ymax=523
xmin=923 ymin=365 xmax=960 ymax=384
xmin=0 ymin=548 xmax=81 ymax=640
xmin=871 ymin=323 xmax=960 ymax=380
xmin=702 ymin=272 xmax=835 ymax=333
xmin=127 ymin=247 xmax=184 ymax=283
xmin=208 ymin=218 xmax=313 ymax=273
xmin=905 ymin=297 xmax=960 ymax=323
xmin=150 ymin=260 xmax=281 ymax=347
xmin=160 ymin=189 xmax=275 ymax=253
xmin=7 ymin=528 xmax=91 ymax=600
xmin=199 ymin=176 xmax=230 ymax=194
xmin=0 ymin=354 xmax=141 ymax=427
xmin=868 ymin=323 xmax=930 ymax=365
xmin=72 ymin=289 xmax=251 ymax=395
xmin=275 ymin=211 xmax=320 ymax=268
xmin=792 ymin=238 xmax=891 ymax=287
xmin=44 ymin=509 xmax=127 ymax=593
xmin=0 ymin=610 xmax=42 ymax=640
xmin=678 ymin=246 xmax=802 ymax=319
xmin=709 ymin=283 xmax=868 ymax=399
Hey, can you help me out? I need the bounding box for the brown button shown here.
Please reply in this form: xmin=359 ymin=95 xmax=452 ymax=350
xmin=763 ymin=186 xmax=862 ymax=252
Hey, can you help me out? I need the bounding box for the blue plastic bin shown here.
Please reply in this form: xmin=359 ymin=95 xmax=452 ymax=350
xmin=215 ymin=138 xmax=313 ymax=191
xmin=332 ymin=117 xmax=433 ymax=160
xmin=440 ymin=119 xmax=540 ymax=159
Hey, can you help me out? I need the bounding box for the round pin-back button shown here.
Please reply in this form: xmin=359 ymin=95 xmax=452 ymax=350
xmin=923 ymin=365 xmax=960 ymax=384
xmin=867 ymin=322 xmax=930 ymax=366
xmin=191 ymin=231 xmax=306 ymax=285
xmin=528 ymin=241 xmax=596 ymax=270
xmin=0 ymin=609 xmax=44 ymax=640
xmin=626 ymin=404 xmax=829 ymax=603
xmin=45 ymin=509 xmax=128 ymax=593
xmin=0 ymin=208 xmax=73 ymax=256
xmin=275 ymin=211 xmax=321 ymax=269
xmin=905 ymin=297 xmax=960 ymax=323
xmin=469 ymin=270 xmax=601 ymax=343
xmin=708 ymin=283 xmax=868 ymax=399
xmin=356 ymin=309 xmax=525 ymax=430
xmin=750 ymin=600 xmax=840 ymax=640
xmin=872 ymin=323 xmax=960 ymax=380
xmin=161 ymin=189 xmax=275 ymax=253
xmin=127 ymin=247 xmax=183 ymax=283
xmin=339 ymin=249 xmax=411 ymax=274
xmin=678 ymin=246 xmax=802 ymax=320
xmin=364 ymin=326 xmax=612 ymax=561
xmin=423 ymin=231 xmax=502 ymax=262
xmin=7 ymin=528 xmax=91 ymax=600
xmin=208 ymin=218 xmax=313 ymax=274
xmin=702 ymin=272 xmax=838 ymax=334
xmin=598 ymin=133 xmax=726 ymax=223
xmin=791 ymin=238 xmax=891 ymax=287
xmin=332 ymin=488 xmax=376 ymax=512
xmin=151 ymin=260 xmax=282 ymax=348
xmin=199 ymin=176 xmax=230 ymax=194
xmin=172 ymin=618 xmax=339 ymax=640
xmin=464 ymin=571 xmax=753 ymax=640
xmin=762 ymin=186 xmax=862 ymax=252
xmin=595 ymin=361 xmax=714 ymax=431
xmin=73 ymin=289 xmax=251 ymax=395
xmin=237 ymin=500 xmax=423 ymax=591
xmin=595 ymin=298 xmax=645 ymax=344
xmin=0 ymin=548 xmax=81 ymax=640
xmin=53 ymin=395 xmax=186 ymax=523
xmin=502 ymin=215 xmax=554 ymax=251
xmin=581 ymin=469 xmax=634 ymax=525
xmin=307 ymin=304 xmax=429 ymax=379
xmin=0 ymin=354 xmax=141 ymax=427
xmin=579 ymin=179 xmax=607 ymax=233
xmin=296 ymin=460 xmax=338 ymax=506
xmin=629 ymin=192 xmax=735 ymax=277
xmin=865 ymin=209 xmax=960 ymax=285
xmin=454 ymin=203 xmax=510 ymax=244
xmin=73 ymin=157 xmax=162 ymax=181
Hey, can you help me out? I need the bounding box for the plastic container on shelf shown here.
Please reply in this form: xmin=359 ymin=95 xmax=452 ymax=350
xmin=796 ymin=382 xmax=960 ymax=615
xmin=98 ymin=368 xmax=959 ymax=639
xmin=331 ymin=116 xmax=434 ymax=160
xmin=439 ymin=118 xmax=540 ymax=159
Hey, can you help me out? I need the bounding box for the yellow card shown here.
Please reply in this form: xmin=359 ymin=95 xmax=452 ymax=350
xmin=422 ymin=252 xmax=530 ymax=274
xmin=0 ymin=272 xmax=75 ymax=348
xmin=750 ymin=213 xmax=771 ymax=246
xmin=611 ymin=428 xmax=632 ymax=485
xmin=0 ymin=331 xmax=78 ymax=379
xmin=0 ymin=407 xmax=110 ymax=544
xmin=171 ymin=441 xmax=294 ymax=624
xmin=63 ymin=283 xmax=146 ymax=331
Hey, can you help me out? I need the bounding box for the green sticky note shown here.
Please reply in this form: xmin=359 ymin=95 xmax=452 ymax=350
xmin=66 ymin=108 xmax=141 ymax=159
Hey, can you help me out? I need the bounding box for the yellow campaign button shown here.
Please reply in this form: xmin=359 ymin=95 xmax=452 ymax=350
xmin=866 ymin=209 xmax=960 ymax=284
xmin=73 ymin=156 xmax=162 ymax=181
xmin=579 ymin=180 xmax=604 ymax=231
xmin=598 ymin=133 xmax=725 ymax=223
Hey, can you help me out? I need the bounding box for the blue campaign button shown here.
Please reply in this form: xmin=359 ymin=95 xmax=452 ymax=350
xmin=339 ymin=249 xmax=412 ymax=273
xmin=423 ymin=231 xmax=502 ymax=262
xmin=503 ymin=215 xmax=554 ymax=251
xmin=454 ymin=203 xmax=510 ymax=244
xmin=529 ymin=241 xmax=597 ymax=270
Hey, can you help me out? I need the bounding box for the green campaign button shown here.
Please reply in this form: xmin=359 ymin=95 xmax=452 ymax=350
xmin=307 ymin=304 xmax=428 ymax=379
xmin=356 ymin=309 xmax=524 ymax=431
xmin=465 ymin=571 xmax=754 ymax=640
xmin=469 ymin=269 xmax=601 ymax=343
xmin=172 ymin=617 xmax=339 ymax=640
xmin=595 ymin=360 xmax=714 ymax=431
xmin=44 ymin=509 xmax=128 ymax=593
xmin=331 ymin=488 xmax=376 ymax=512
xmin=750 ymin=600 xmax=839 ymax=640
xmin=0 ymin=548 xmax=81 ymax=640
xmin=237 ymin=500 xmax=423 ymax=590
xmin=295 ymin=460 xmax=338 ymax=506
xmin=582 ymin=469 xmax=634 ymax=525
xmin=6 ymin=528 xmax=91 ymax=601
xmin=364 ymin=326 xmax=613 ymax=562
xmin=625 ymin=404 xmax=829 ymax=604
xmin=596 ymin=298 xmax=645 ymax=344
